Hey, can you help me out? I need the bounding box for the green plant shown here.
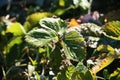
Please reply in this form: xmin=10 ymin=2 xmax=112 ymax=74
xmin=25 ymin=18 xmax=120 ymax=80
xmin=1 ymin=15 xmax=120 ymax=80
xmin=25 ymin=17 xmax=96 ymax=79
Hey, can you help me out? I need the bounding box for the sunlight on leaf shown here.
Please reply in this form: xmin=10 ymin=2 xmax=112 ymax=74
xmin=62 ymin=30 xmax=86 ymax=61
xmin=6 ymin=22 xmax=26 ymax=36
xmin=96 ymin=45 xmax=115 ymax=54
xmin=67 ymin=23 xmax=102 ymax=48
xmin=102 ymin=21 xmax=120 ymax=40
xmin=91 ymin=45 xmax=116 ymax=74
xmin=110 ymin=68 xmax=120 ymax=80
xmin=39 ymin=18 xmax=68 ymax=36
xmin=25 ymin=29 xmax=58 ymax=47
xmin=64 ymin=30 xmax=84 ymax=41
xmin=59 ymin=0 xmax=65 ymax=7
xmin=26 ymin=12 xmax=53 ymax=27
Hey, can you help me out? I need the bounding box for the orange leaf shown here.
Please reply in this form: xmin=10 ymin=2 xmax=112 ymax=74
xmin=68 ymin=18 xmax=79 ymax=28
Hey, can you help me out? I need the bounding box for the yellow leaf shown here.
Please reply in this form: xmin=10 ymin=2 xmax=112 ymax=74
xmin=6 ymin=22 xmax=25 ymax=36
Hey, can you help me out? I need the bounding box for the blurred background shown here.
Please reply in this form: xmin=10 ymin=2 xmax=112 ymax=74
xmin=0 ymin=0 xmax=120 ymax=23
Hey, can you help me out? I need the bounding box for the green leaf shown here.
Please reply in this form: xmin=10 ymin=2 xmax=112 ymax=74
xmin=49 ymin=45 xmax=63 ymax=74
xmin=103 ymin=32 xmax=120 ymax=40
xmin=102 ymin=21 xmax=120 ymax=40
xmin=67 ymin=23 xmax=102 ymax=48
xmin=6 ymin=22 xmax=26 ymax=36
xmin=57 ymin=65 xmax=75 ymax=80
xmin=64 ymin=30 xmax=84 ymax=41
xmin=103 ymin=69 xmax=110 ymax=79
xmin=66 ymin=65 xmax=75 ymax=80
xmin=75 ymin=62 xmax=88 ymax=72
xmin=25 ymin=29 xmax=58 ymax=47
xmin=71 ymin=70 xmax=95 ymax=80
xmin=69 ymin=23 xmax=102 ymax=36
xmin=4 ymin=37 xmax=23 ymax=67
xmin=84 ymin=70 xmax=95 ymax=80
xmin=57 ymin=62 xmax=95 ymax=80
xmin=4 ymin=37 xmax=23 ymax=54
xmin=110 ymin=68 xmax=120 ymax=80
xmin=54 ymin=8 xmax=67 ymax=16
xmin=26 ymin=12 xmax=53 ymax=27
xmin=39 ymin=18 xmax=68 ymax=37
xmin=62 ymin=30 xmax=86 ymax=61
xmin=74 ymin=62 xmax=95 ymax=80
xmin=59 ymin=0 xmax=65 ymax=7
xmin=96 ymin=45 xmax=115 ymax=54
xmin=71 ymin=71 xmax=83 ymax=80
xmin=91 ymin=45 xmax=116 ymax=74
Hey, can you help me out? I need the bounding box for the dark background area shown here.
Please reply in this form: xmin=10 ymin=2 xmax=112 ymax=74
xmin=91 ymin=0 xmax=120 ymax=13
xmin=0 ymin=0 xmax=120 ymax=15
